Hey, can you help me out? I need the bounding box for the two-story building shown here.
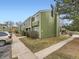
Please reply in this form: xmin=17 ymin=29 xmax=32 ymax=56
xmin=21 ymin=17 xmax=32 ymax=32
xmin=21 ymin=9 xmax=60 ymax=38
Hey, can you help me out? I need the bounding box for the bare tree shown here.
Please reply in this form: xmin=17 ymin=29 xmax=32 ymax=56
xmin=16 ymin=21 xmax=22 ymax=33
xmin=5 ymin=21 xmax=14 ymax=32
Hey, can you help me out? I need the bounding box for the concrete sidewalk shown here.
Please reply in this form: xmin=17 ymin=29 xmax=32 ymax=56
xmin=12 ymin=34 xmax=37 ymax=59
xmin=35 ymin=35 xmax=79 ymax=59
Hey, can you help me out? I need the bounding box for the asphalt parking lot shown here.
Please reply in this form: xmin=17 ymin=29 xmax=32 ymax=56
xmin=0 ymin=44 xmax=12 ymax=59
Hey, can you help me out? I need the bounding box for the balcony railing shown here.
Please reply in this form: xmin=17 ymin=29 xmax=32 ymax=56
xmin=32 ymin=21 xmax=39 ymax=27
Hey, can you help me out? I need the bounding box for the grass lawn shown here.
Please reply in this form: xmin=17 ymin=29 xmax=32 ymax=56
xmin=20 ymin=35 xmax=70 ymax=53
xmin=45 ymin=38 xmax=79 ymax=59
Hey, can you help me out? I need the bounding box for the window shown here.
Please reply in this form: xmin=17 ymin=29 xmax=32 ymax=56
xmin=0 ymin=32 xmax=8 ymax=36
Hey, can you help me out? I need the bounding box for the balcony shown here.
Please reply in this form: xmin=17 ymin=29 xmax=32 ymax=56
xmin=32 ymin=21 xmax=39 ymax=27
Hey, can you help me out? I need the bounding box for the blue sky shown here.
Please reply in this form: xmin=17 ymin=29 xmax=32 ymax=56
xmin=0 ymin=0 xmax=55 ymax=23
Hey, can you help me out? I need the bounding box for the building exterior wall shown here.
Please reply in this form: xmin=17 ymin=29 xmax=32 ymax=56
xmin=40 ymin=11 xmax=55 ymax=38
xmin=22 ymin=10 xmax=60 ymax=38
xmin=32 ymin=10 xmax=56 ymax=38
xmin=32 ymin=12 xmax=41 ymax=38
xmin=21 ymin=17 xmax=32 ymax=32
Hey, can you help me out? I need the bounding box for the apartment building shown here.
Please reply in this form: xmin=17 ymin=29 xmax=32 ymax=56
xmin=22 ymin=10 xmax=60 ymax=38
xmin=21 ymin=17 xmax=32 ymax=32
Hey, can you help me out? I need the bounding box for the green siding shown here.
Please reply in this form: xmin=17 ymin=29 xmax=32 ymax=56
xmin=40 ymin=11 xmax=55 ymax=38
xmin=23 ymin=10 xmax=60 ymax=38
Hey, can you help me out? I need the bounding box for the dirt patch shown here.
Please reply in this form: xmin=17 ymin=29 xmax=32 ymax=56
xmin=59 ymin=38 xmax=79 ymax=57
xmin=45 ymin=38 xmax=79 ymax=59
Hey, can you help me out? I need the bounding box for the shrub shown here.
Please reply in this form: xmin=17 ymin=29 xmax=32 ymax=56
xmin=27 ymin=30 xmax=39 ymax=39
xmin=26 ymin=31 xmax=30 ymax=37
xmin=21 ymin=31 xmax=26 ymax=36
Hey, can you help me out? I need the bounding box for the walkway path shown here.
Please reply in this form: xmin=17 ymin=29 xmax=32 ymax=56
xmin=12 ymin=34 xmax=79 ymax=59
xmin=12 ymin=34 xmax=37 ymax=59
xmin=35 ymin=35 xmax=79 ymax=59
